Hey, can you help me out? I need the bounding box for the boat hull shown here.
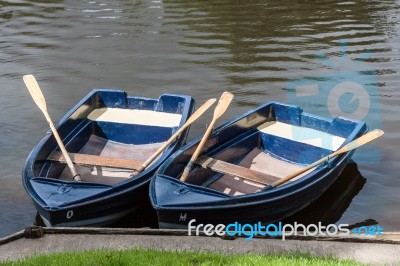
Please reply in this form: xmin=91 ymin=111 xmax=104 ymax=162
xmin=23 ymin=89 xmax=195 ymax=227
xmin=33 ymin=181 xmax=148 ymax=227
xmin=150 ymin=101 xmax=367 ymax=229
xmin=156 ymin=151 xmax=352 ymax=229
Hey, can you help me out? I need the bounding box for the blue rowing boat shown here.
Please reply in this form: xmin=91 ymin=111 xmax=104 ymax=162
xmin=23 ymin=89 xmax=195 ymax=227
xmin=150 ymin=101 xmax=367 ymax=228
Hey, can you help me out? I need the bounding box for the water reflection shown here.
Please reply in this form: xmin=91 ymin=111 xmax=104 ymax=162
xmin=162 ymin=0 xmax=397 ymax=106
xmin=282 ymin=162 xmax=367 ymax=226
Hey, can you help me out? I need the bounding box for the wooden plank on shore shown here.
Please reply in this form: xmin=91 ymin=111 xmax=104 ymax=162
xmin=48 ymin=152 xmax=142 ymax=170
xmin=196 ymin=156 xmax=280 ymax=185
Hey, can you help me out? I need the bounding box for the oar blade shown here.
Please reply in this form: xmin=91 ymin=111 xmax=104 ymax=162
xmin=185 ymin=98 xmax=217 ymax=124
xmin=23 ymin=74 xmax=47 ymax=114
xmin=335 ymin=129 xmax=384 ymax=155
xmin=213 ymin=91 xmax=234 ymax=119
xmin=23 ymin=74 xmax=81 ymax=181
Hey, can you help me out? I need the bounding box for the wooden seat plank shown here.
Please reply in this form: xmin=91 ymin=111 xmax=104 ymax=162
xmin=196 ymin=156 xmax=280 ymax=185
xmin=48 ymin=152 xmax=142 ymax=170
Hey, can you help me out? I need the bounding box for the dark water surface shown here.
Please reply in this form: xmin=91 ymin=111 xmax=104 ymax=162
xmin=1 ymin=0 xmax=399 ymax=237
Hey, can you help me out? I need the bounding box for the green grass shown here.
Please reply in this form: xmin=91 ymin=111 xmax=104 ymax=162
xmin=1 ymin=249 xmax=364 ymax=266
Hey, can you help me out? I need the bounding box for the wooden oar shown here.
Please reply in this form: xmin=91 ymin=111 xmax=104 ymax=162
xmin=263 ymin=129 xmax=384 ymax=190
xmin=23 ymin=74 xmax=81 ymax=182
xmin=132 ymin=98 xmax=217 ymax=174
xmin=180 ymin=92 xmax=234 ymax=182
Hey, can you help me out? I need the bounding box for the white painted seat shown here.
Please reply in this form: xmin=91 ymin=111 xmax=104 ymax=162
xmin=88 ymin=108 xmax=182 ymax=127
xmin=258 ymin=121 xmax=345 ymax=151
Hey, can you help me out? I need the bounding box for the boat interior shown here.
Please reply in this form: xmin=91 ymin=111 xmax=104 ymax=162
xmin=184 ymin=120 xmax=347 ymax=196
xmin=34 ymin=93 xmax=185 ymax=185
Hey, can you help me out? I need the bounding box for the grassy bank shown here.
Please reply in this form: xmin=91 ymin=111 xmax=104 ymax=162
xmin=1 ymin=248 xmax=363 ymax=265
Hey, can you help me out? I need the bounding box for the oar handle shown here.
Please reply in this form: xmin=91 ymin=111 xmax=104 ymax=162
xmin=264 ymin=155 xmax=328 ymax=189
xmin=180 ymin=119 xmax=216 ymax=181
xmin=134 ymin=98 xmax=217 ymax=174
xmin=135 ymin=128 xmax=184 ymax=173
xmin=48 ymin=120 xmax=81 ymax=181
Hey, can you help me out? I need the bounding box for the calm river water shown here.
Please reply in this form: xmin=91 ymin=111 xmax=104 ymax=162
xmin=0 ymin=0 xmax=399 ymax=237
